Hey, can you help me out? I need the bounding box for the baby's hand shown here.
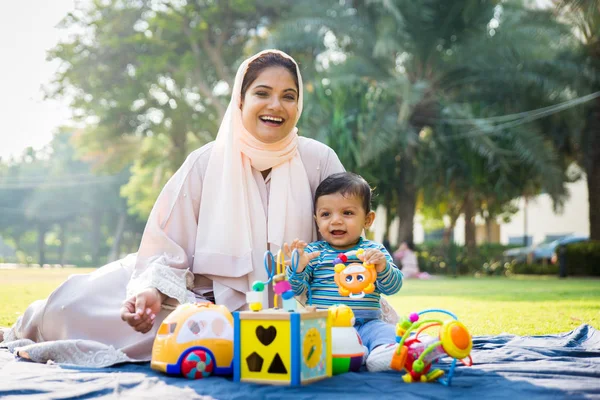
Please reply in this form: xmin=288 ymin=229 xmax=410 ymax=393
xmin=358 ymin=248 xmax=388 ymax=273
xmin=283 ymin=239 xmax=320 ymax=273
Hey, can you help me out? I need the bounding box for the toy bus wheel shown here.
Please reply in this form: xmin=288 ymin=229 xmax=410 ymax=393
xmin=181 ymin=350 xmax=214 ymax=379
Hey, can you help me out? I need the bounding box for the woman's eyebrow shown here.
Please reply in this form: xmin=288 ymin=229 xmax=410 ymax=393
xmin=254 ymin=85 xmax=297 ymax=94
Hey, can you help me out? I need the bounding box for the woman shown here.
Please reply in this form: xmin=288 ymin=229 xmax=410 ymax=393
xmin=1 ymin=50 xmax=345 ymax=367
xmin=393 ymin=241 xmax=421 ymax=279
xmin=0 ymin=50 xmax=397 ymax=367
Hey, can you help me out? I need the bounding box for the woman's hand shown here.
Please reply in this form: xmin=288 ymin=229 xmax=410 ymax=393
xmin=283 ymin=239 xmax=320 ymax=273
xmin=120 ymin=288 xmax=165 ymax=333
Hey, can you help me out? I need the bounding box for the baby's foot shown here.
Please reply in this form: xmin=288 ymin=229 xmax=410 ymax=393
xmin=366 ymin=343 xmax=397 ymax=372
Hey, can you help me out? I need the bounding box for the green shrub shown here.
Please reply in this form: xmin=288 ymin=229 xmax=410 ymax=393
xmin=415 ymin=242 xmax=512 ymax=276
xmin=508 ymin=262 xmax=559 ymax=275
xmin=561 ymin=241 xmax=600 ymax=276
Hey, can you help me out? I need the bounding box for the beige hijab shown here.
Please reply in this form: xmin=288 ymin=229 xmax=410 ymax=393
xmin=192 ymin=50 xmax=314 ymax=311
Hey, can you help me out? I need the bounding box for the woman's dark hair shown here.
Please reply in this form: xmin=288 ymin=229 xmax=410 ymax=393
xmin=405 ymin=241 xmax=417 ymax=252
xmin=241 ymin=52 xmax=299 ymax=99
xmin=314 ymin=172 xmax=373 ymax=214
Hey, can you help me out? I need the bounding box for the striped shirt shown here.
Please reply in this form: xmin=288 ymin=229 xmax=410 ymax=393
xmin=286 ymin=238 xmax=403 ymax=319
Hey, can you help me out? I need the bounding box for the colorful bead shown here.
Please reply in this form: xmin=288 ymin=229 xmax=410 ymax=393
xmin=281 ymin=290 xmax=295 ymax=300
xmin=274 ymin=280 xmax=292 ymax=295
xmin=246 ymin=290 xmax=263 ymax=304
xmin=412 ymin=359 xmax=425 ymax=373
xmin=252 ymin=281 xmax=265 ymax=292
xmin=409 ymin=312 xmax=419 ymax=323
xmin=338 ymin=253 xmax=348 ymax=262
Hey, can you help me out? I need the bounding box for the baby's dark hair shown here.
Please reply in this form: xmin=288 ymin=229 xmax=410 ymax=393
xmin=314 ymin=172 xmax=373 ymax=213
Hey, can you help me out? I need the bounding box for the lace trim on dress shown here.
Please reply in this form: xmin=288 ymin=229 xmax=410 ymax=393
xmin=2 ymin=325 xmax=18 ymax=343
xmin=127 ymin=254 xmax=195 ymax=307
xmin=13 ymin=339 xmax=135 ymax=367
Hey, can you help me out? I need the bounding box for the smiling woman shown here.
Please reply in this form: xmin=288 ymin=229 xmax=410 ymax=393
xmin=0 ymin=50 xmax=349 ymax=367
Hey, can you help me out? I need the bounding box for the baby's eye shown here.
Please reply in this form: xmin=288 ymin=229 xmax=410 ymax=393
xmin=344 ymin=211 xmax=354 ymax=215
xmin=320 ymin=212 xmax=330 ymax=217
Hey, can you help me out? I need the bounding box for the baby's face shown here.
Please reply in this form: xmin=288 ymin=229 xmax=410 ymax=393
xmin=314 ymin=193 xmax=373 ymax=250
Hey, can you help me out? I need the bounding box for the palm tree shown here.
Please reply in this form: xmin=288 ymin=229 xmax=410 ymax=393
xmin=551 ymin=0 xmax=600 ymax=240
xmin=271 ymin=0 xmax=571 ymax=249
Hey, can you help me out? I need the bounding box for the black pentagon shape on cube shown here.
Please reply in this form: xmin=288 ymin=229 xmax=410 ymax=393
xmin=246 ymin=352 xmax=264 ymax=372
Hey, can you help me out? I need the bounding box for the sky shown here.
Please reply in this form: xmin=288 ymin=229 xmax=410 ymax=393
xmin=0 ymin=1 xmax=79 ymax=160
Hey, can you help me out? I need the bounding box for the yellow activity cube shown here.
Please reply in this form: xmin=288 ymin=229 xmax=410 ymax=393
xmin=233 ymin=308 xmax=332 ymax=386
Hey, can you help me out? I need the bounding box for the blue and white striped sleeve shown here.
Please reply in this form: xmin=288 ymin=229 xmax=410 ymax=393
xmin=375 ymin=244 xmax=404 ymax=295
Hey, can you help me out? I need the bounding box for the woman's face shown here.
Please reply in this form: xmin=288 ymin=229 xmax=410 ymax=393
xmin=240 ymin=66 xmax=299 ymax=143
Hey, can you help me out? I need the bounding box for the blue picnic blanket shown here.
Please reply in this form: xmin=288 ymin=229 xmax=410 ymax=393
xmin=1 ymin=324 xmax=599 ymax=400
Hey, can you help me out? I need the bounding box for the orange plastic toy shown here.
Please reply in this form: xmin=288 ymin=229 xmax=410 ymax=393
xmin=333 ymin=249 xmax=377 ymax=299
xmin=390 ymin=309 xmax=473 ymax=385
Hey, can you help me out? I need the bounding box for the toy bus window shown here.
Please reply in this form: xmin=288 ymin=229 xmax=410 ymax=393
xmin=157 ymin=322 xmax=177 ymax=336
xmin=188 ymin=320 xmax=202 ymax=335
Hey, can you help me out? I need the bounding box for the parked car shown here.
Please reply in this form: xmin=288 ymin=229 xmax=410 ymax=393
xmin=503 ymin=237 xmax=559 ymax=263
xmin=503 ymin=234 xmax=588 ymax=264
xmin=536 ymin=235 xmax=588 ymax=264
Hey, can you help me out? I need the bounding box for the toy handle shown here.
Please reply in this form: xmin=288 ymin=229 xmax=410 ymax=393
xmin=418 ymin=308 xmax=459 ymax=320
xmin=349 ymin=292 xmax=365 ymax=299
xmin=415 ymin=322 xmax=442 ymax=340
xmin=263 ymin=251 xmax=275 ymax=283
xmin=276 ymin=249 xmax=286 ymax=275
xmin=289 ymin=249 xmax=300 ymax=275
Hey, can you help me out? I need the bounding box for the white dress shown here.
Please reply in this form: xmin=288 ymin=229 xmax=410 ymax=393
xmin=1 ymin=137 xmax=344 ymax=367
xmin=397 ymin=250 xmax=420 ymax=279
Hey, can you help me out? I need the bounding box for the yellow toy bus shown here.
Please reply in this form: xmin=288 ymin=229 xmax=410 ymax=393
xmin=151 ymin=303 xmax=234 ymax=379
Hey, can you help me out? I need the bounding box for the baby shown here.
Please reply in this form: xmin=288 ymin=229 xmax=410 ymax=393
xmin=285 ymin=172 xmax=403 ymax=371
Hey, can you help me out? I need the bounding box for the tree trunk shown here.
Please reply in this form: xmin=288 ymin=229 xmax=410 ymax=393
xmin=37 ymin=224 xmax=47 ymax=267
xmin=464 ymin=190 xmax=476 ymax=256
xmin=13 ymin=234 xmax=22 ymax=255
xmin=90 ymin=211 xmax=103 ymax=266
xmin=443 ymin=214 xmax=459 ymax=247
xmin=58 ymin=222 xmax=68 ymax=266
xmin=109 ymin=212 xmax=127 ymax=262
xmin=383 ymin=191 xmax=394 ymax=247
xmin=396 ymin=152 xmax=417 ymax=245
xmin=587 ymin=98 xmax=600 ymax=241
xmin=170 ymin=119 xmax=188 ymax=174
xmin=485 ymin=216 xmax=493 ymax=243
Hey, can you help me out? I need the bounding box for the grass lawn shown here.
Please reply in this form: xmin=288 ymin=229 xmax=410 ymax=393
xmin=1 ymin=268 xmax=599 ymax=336
xmin=0 ymin=267 xmax=96 ymax=327
xmin=386 ymin=275 xmax=600 ymax=335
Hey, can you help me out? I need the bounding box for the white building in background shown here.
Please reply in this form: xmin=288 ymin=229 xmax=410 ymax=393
xmin=498 ymin=179 xmax=589 ymax=246
xmin=372 ymin=179 xmax=589 ymax=247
